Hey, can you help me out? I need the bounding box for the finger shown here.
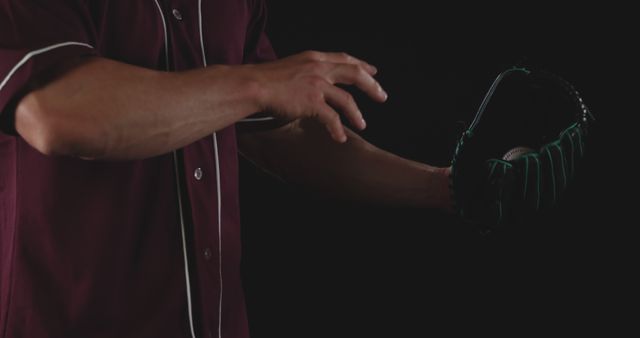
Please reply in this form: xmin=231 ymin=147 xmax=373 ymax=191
xmin=308 ymin=51 xmax=378 ymax=75
xmin=314 ymin=103 xmax=348 ymax=143
xmin=325 ymin=52 xmax=378 ymax=75
xmin=323 ymin=85 xmax=366 ymax=130
xmin=328 ymin=64 xmax=388 ymax=102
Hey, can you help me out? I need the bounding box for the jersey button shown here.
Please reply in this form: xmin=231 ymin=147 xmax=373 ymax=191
xmin=172 ymin=8 xmax=183 ymax=21
xmin=194 ymin=168 xmax=203 ymax=181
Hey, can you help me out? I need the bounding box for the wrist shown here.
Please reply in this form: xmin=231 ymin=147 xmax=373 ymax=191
xmin=202 ymin=64 xmax=265 ymax=119
xmin=230 ymin=64 xmax=268 ymax=116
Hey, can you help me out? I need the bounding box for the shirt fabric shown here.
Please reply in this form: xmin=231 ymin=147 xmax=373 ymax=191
xmin=0 ymin=1 xmax=277 ymax=337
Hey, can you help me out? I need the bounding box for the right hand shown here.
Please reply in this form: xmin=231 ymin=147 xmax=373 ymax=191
xmin=248 ymin=51 xmax=388 ymax=143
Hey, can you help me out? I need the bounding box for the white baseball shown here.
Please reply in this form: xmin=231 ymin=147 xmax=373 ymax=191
xmin=502 ymin=146 xmax=535 ymax=161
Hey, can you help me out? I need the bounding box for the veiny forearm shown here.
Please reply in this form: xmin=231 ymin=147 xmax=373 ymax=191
xmin=238 ymin=119 xmax=452 ymax=210
xmin=16 ymin=57 xmax=261 ymax=160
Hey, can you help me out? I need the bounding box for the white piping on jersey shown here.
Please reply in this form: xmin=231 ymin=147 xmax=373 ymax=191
xmin=197 ymin=2 xmax=224 ymax=337
xmin=0 ymin=42 xmax=93 ymax=93
xmin=197 ymin=0 xmax=207 ymax=69
xmin=213 ymin=125 xmax=224 ymax=338
xmin=152 ymin=0 xmax=170 ymax=68
xmin=152 ymin=1 xmax=197 ymax=338
xmin=172 ymin=150 xmax=197 ymax=338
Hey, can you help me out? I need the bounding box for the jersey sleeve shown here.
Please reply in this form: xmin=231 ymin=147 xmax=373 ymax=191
xmin=243 ymin=0 xmax=277 ymax=64
xmin=238 ymin=0 xmax=290 ymax=131
xmin=0 ymin=0 xmax=98 ymax=134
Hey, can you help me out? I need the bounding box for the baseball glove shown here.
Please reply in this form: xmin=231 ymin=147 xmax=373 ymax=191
xmin=450 ymin=67 xmax=595 ymax=229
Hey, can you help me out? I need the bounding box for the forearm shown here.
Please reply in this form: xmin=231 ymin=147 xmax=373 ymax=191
xmin=15 ymin=51 xmax=387 ymax=160
xmin=16 ymin=57 xmax=261 ymax=160
xmin=238 ymin=119 xmax=452 ymax=210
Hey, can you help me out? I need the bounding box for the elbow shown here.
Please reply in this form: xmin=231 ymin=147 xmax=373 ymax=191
xmin=15 ymin=93 xmax=107 ymax=159
xmin=15 ymin=93 xmax=63 ymax=156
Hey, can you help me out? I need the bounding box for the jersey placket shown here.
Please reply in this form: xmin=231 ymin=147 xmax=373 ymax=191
xmin=152 ymin=1 xmax=223 ymax=338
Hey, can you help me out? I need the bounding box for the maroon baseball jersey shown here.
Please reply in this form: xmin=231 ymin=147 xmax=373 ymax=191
xmin=0 ymin=1 xmax=276 ymax=337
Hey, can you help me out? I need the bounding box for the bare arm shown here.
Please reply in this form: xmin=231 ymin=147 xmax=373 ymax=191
xmin=238 ymin=119 xmax=453 ymax=211
xmin=15 ymin=51 xmax=385 ymax=160
xmin=16 ymin=57 xmax=262 ymax=160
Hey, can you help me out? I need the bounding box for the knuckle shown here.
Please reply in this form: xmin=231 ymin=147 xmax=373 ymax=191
xmin=339 ymin=52 xmax=352 ymax=61
xmin=347 ymin=63 xmax=360 ymax=73
xmin=307 ymin=76 xmax=326 ymax=90
xmin=304 ymin=50 xmax=321 ymax=60
xmin=304 ymin=60 xmax=326 ymax=74
xmin=304 ymin=83 xmax=325 ymax=103
xmin=306 ymin=91 xmax=324 ymax=104
xmin=343 ymin=91 xmax=356 ymax=106
xmin=348 ymin=64 xmax=367 ymax=80
xmin=329 ymin=112 xmax=341 ymax=124
xmin=356 ymin=66 xmax=369 ymax=79
xmin=320 ymin=109 xmax=336 ymax=121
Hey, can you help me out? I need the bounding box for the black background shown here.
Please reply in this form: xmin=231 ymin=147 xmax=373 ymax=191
xmin=240 ymin=2 xmax=631 ymax=336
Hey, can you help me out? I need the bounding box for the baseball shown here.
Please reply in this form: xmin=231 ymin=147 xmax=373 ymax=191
xmin=502 ymin=146 xmax=535 ymax=161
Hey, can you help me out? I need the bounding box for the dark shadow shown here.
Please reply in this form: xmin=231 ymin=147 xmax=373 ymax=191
xmin=240 ymin=2 xmax=626 ymax=336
